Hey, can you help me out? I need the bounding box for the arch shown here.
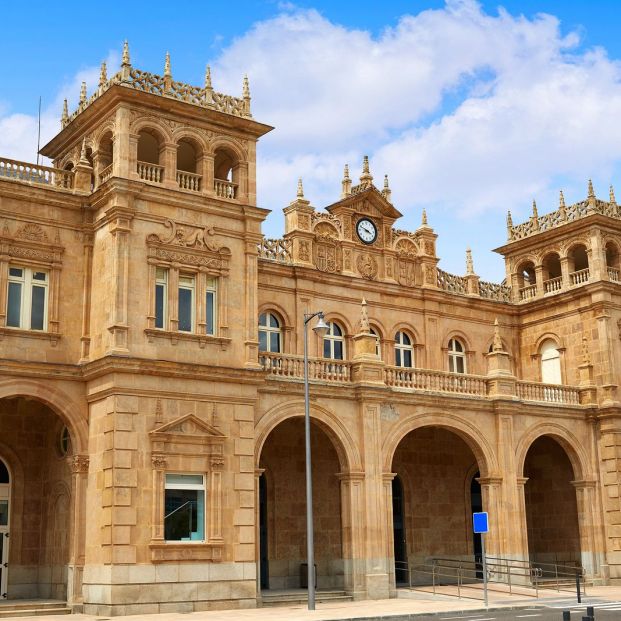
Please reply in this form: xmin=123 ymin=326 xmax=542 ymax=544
xmin=0 ymin=440 xmax=25 ymax=562
xmin=516 ymin=423 xmax=589 ymax=482
xmin=208 ymin=136 xmax=246 ymax=163
xmin=534 ymin=332 xmax=562 ymax=352
xmin=255 ymin=400 xmax=362 ymax=473
xmin=542 ymin=251 xmax=562 ymax=280
xmin=130 ymin=119 xmax=173 ymax=145
xmin=136 ymin=126 xmax=166 ymax=165
xmin=0 ymin=379 xmax=87 ymax=454
xmin=258 ymin=302 xmax=292 ymax=329
xmin=567 ymin=242 xmax=589 ymax=273
xmin=391 ymin=322 xmax=422 ymax=345
xmin=171 ymin=129 xmax=208 ymax=155
xmin=382 ymin=412 xmax=498 ymax=478
xmin=323 ymin=312 xmax=354 ymax=337
xmin=443 ymin=330 xmax=472 ymax=352
xmin=605 ymin=240 xmax=620 ymax=272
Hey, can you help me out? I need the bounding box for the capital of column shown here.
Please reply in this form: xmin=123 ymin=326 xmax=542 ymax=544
xmin=516 ymin=476 xmax=529 ymax=487
xmin=337 ymin=471 xmax=366 ymax=483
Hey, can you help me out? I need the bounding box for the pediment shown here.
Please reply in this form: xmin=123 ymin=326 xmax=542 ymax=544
xmin=150 ymin=413 xmax=225 ymax=438
xmin=326 ymin=186 xmax=402 ymax=220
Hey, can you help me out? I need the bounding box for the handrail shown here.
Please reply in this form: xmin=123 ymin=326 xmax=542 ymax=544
xmin=0 ymin=156 xmax=74 ymax=189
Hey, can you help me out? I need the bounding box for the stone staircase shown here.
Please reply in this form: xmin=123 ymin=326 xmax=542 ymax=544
xmin=0 ymin=600 xmax=71 ymax=618
xmin=260 ymin=589 xmax=352 ymax=607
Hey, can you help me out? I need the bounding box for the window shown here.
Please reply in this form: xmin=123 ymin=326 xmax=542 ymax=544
xmin=395 ymin=331 xmax=414 ymax=367
xmin=259 ymin=312 xmax=281 ymax=353
xmin=58 ymin=426 xmax=71 ymax=457
xmin=540 ymin=339 xmax=561 ymax=384
xmin=448 ymin=338 xmax=466 ymax=374
xmin=178 ymin=275 xmax=195 ymax=332
xmin=155 ymin=268 xmax=168 ymax=329
xmin=164 ymin=473 xmax=205 ymax=541
xmin=206 ymin=277 xmax=216 ymax=336
xmin=323 ymin=322 xmax=344 ymax=360
xmin=6 ymin=267 xmax=48 ymax=330
xmin=370 ymin=328 xmax=381 ymax=357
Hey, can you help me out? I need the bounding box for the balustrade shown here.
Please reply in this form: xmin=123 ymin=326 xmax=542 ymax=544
xmin=570 ymin=268 xmax=590 ymax=285
xmin=177 ymin=170 xmax=202 ymax=192
xmin=137 ymin=161 xmax=164 ymax=183
xmin=519 ymin=284 xmax=537 ymax=300
xmin=608 ymin=267 xmax=620 ymax=282
xmin=517 ymin=381 xmax=580 ymax=405
xmin=0 ymin=156 xmax=74 ymax=189
xmin=385 ymin=367 xmax=487 ymax=396
xmin=214 ymin=178 xmax=238 ymax=199
xmin=99 ymin=163 xmax=113 ymax=184
xmin=259 ymin=353 xmax=351 ymax=382
xmin=543 ymin=276 xmax=562 ymax=294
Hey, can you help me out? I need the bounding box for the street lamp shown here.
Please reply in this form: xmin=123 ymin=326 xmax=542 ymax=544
xmin=303 ymin=310 xmax=329 ymax=610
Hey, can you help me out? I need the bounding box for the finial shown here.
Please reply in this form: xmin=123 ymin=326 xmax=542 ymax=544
xmin=359 ymin=155 xmax=373 ymax=185
xmin=205 ymin=65 xmax=212 ymax=90
xmin=532 ymin=199 xmax=538 ymax=219
xmin=382 ymin=174 xmax=392 ymax=202
xmin=384 ymin=174 xmax=389 ymax=189
xmin=343 ymin=164 xmax=350 ymax=180
xmin=164 ymin=52 xmax=171 ymax=77
xmin=588 ymin=179 xmax=595 ymax=198
xmin=610 ymin=185 xmax=617 ymax=205
xmin=363 ymin=155 xmax=369 ymax=174
xmin=79 ymin=81 xmax=87 ymax=105
xmin=466 ymin=247 xmax=474 ymax=275
xmin=296 ymin=178 xmax=304 ymax=199
xmin=493 ymin=318 xmax=503 ymax=352
xmin=99 ymin=61 xmax=107 ymax=87
xmin=559 ymin=190 xmax=567 ymax=220
xmin=422 ymin=209 xmax=428 ymax=226
xmin=122 ymin=40 xmax=130 ymax=66
xmin=360 ymin=298 xmax=370 ymax=333
xmin=243 ymin=74 xmax=250 ymax=98
xmin=61 ymin=99 xmax=68 ymax=124
xmin=79 ymin=138 xmax=89 ymax=165
xmin=341 ymin=164 xmax=352 ymax=198
xmin=506 ymin=211 xmax=514 ymax=240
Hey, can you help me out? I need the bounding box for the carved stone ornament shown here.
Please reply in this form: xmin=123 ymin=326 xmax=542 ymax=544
xmin=424 ymin=265 xmax=437 ymax=284
xmin=298 ymin=214 xmax=311 ymax=231
xmin=210 ymin=456 xmax=225 ymax=469
xmin=313 ymin=221 xmax=340 ymax=239
xmin=398 ymin=258 xmax=417 ymax=287
xmin=153 ymin=248 xmax=227 ymax=270
xmin=151 ymin=454 xmax=167 ymax=469
xmin=16 ymin=223 xmax=50 ymax=243
xmin=71 ymin=455 xmax=90 ymax=473
xmin=147 ymin=219 xmax=220 ymax=252
xmin=357 ymin=253 xmax=378 ymax=280
xmin=343 ymin=248 xmax=352 ymax=271
xmin=299 ymin=240 xmax=310 ymax=262
xmin=424 ymin=240 xmax=435 ymax=256
xmin=314 ymin=238 xmax=341 ymax=273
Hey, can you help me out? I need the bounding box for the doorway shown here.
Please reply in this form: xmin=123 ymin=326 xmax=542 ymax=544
xmin=392 ymin=476 xmax=408 ymax=584
xmin=0 ymin=459 xmax=10 ymax=599
xmin=470 ymin=472 xmax=482 ymax=578
xmin=259 ymin=473 xmax=269 ymax=590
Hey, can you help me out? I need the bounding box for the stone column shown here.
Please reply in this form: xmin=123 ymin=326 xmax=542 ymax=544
xmin=112 ymin=106 xmax=131 ymax=179
xmin=535 ymin=265 xmax=544 ymax=297
xmin=572 ymin=479 xmax=600 ymax=577
xmin=478 ymin=476 xmax=503 ymax=559
xmin=161 ymin=143 xmax=178 ymax=189
xmin=67 ymin=455 xmax=89 ymax=607
xmin=244 ymin=240 xmax=261 ymax=368
xmin=338 ymin=472 xmax=366 ymax=598
xmin=560 ymin=256 xmax=571 ymax=290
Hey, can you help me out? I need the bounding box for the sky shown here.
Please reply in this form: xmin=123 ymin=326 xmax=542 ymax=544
xmin=2 ymin=0 xmax=621 ymax=282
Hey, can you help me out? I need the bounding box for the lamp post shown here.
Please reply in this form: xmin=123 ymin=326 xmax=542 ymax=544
xmin=303 ymin=310 xmax=329 ymax=610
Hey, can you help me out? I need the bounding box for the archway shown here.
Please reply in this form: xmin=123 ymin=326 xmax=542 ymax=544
xmin=258 ymin=417 xmax=345 ymax=592
xmin=0 ymin=397 xmax=75 ymax=600
xmin=391 ymin=426 xmax=484 ymax=584
xmin=523 ymin=436 xmax=581 ymax=571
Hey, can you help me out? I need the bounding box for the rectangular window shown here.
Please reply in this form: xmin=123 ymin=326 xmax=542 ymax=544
xmin=178 ymin=275 xmax=195 ymax=333
xmin=155 ymin=267 xmax=168 ymax=329
xmin=164 ymin=473 xmax=205 ymax=541
xmin=6 ymin=267 xmax=48 ymax=330
xmin=205 ymin=277 xmax=216 ymax=336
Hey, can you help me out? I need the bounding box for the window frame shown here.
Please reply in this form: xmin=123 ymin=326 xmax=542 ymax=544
xmin=395 ymin=330 xmax=414 ymax=368
xmin=323 ymin=321 xmax=345 ymax=360
xmin=258 ymin=311 xmax=282 ymax=353
xmin=448 ymin=338 xmax=467 ymax=374
xmin=164 ymin=472 xmax=206 ymax=543
xmin=6 ymin=266 xmax=49 ymax=331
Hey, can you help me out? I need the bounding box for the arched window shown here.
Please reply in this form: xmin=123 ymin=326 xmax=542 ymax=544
xmin=213 ymin=147 xmax=239 ymax=199
xmin=258 ymin=312 xmax=281 ymax=353
xmin=568 ymin=244 xmax=589 ymax=285
xmin=448 ymin=338 xmax=466 ymax=374
xmin=606 ymin=241 xmax=620 ymax=282
xmin=323 ymin=322 xmax=344 ymax=360
xmin=540 ymin=339 xmax=561 ymax=384
xmin=395 ymin=331 xmax=414 ymax=367
xmin=370 ymin=328 xmax=381 ymax=358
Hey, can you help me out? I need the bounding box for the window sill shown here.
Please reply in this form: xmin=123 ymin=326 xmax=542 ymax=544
xmin=145 ymin=328 xmax=230 ymax=350
xmin=0 ymin=326 xmax=60 ymax=346
xmin=149 ymin=540 xmax=224 ymax=563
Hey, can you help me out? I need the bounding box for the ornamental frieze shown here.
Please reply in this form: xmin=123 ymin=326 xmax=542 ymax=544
xmin=147 ymin=218 xmax=221 ymax=252
xmin=154 ymin=248 xmax=227 ymax=270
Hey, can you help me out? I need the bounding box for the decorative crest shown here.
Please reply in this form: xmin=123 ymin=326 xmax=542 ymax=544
xmin=122 ymin=40 xmax=131 ymax=66
xmin=296 ymin=178 xmax=304 ymax=199
xmin=492 ymin=318 xmax=503 ymax=352
xmin=164 ymin=51 xmax=171 ymax=77
xmin=465 ymin=247 xmax=474 ymax=275
xmin=359 ymin=298 xmax=370 ymax=333
xmin=99 ymin=61 xmax=107 ymax=87
xmin=79 ymin=81 xmax=87 ymax=104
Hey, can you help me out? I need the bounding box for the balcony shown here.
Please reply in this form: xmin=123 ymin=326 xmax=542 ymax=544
xmin=0 ymin=156 xmax=74 ymax=189
xmin=214 ymin=178 xmax=237 ymax=199
xmin=177 ymin=170 xmax=202 ymax=192
xmin=609 ymin=267 xmax=620 ymax=282
xmin=259 ymin=353 xmax=582 ymax=406
xmin=137 ymin=161 xmax=164 ymax=183
xmin=543 ymin=276 xmax=562 ymax=294
xmin=570 ymin=268 xmax=590 ymax=285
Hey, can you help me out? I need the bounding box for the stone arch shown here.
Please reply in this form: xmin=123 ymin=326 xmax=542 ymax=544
xmin=391 ymin=322 xmax=422 ymax=345
xmin=255 ymin=400 xmax=362 ymax=473
xmin=515 ymin=422 xmax=589 ymax=481
xmin=171 ymin=128 xmax=208 ymax=154
xmin=382 ymin=412 xmax=498 ymax=478
xmin=443 ymin=329 xmax=472 ymax=351
xmin=130 ymin=118 xmax=173 ymax=145
xmin=208 ymin=136 xmax=246 ymax=163
xmin=0 ymin=379 xmax=87 ymax=454
xmin=393 ymin=237 xmax=418 ymax=254
xmin=323 ymin=312 xmax=355 ymax=338
xmin=258 ymin=302 xmax=291 ymax=329
xmin=92 ymin=121 xmax=115 ymax=151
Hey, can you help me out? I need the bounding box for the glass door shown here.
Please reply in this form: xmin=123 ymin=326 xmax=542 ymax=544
xmin=0 ymin=458 xmax=10 ymax=599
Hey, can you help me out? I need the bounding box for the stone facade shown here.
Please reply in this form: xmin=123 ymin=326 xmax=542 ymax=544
xmin=0 ymin=47 xmax=620 ymax=614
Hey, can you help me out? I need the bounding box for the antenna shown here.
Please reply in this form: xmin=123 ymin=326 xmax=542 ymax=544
xmin=36 ymin=96 xmax=42 ymax=166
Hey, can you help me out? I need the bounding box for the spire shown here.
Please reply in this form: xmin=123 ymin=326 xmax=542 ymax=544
xmin=122 ymin=40 xmax=130 ymax=66
xmin=559 ymin=190 xmax=567 ymax=220
xmin=492 ymin=318 xmax=503 ymax=352
xmin=296 ymin=178 xmax=304 ymax=199
xmin=588 ymin=178 xmax=595 ymax=199
xmin=164 ymin=52 xmax=171 ymax=77
xmin=382 ymin=174 xmax=392 ymax=202
xmin=532 ymin=199 xmax=538 ymax=220
xmin=466 ymin=247 xmax=474 ymax=275
xmin=79 ymin=81 xmax=87 ymax=105
xmin=359 ymin=298 xmax=370 ymax=333
xmin=242 ymin=74 xmax=251 ymax=115
xmin=61 ymin=99 xmax=68 ymax=125
xmin=359 ymin=155 xmax=373 ymax=186
xmin=341 ymin=164 xmax=352 ymax=197
xmin=506 ymin=211 xmax=513 ymax=240
xmin=610 ymin=184 xmax=617 ymax=205
xmin=422 ymin=208 xmax=428 ymax=226
xmin=79 ymin=138 xmax=89 ymax=165
xmin=204 ymin=65 xmax=212 ymax=90
xmin=99 ymin=61 xmax=107 ymax=88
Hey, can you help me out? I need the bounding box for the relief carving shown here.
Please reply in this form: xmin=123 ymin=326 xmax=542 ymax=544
xmin=314 ymin=238 xmax=341 ymax=273
xmin=299 ymin=240 xmax=310 ymax=262
xmin=298 ymin=214 xmax=311 ymax=230
xmin=424 ymin=240 xmax=435 ymax=256
xmin=151 ymin=454 xmax=167 ymax=469
xmin=398 ymin=258 xmax=417 ymax=287
xmin=71 ymin=455 xmax=90 ymax=473
xmin=147 ymin=219 xmax=220 ymax=252
xmin=313 ymin=221 xmax=340 ymax=239
xmin=16 ymin=223 xmax=49 ymax=243
xmin=357 ymin=253 xmax=378 ymax=280
xmin=343 ymin=248 xmax=352 ymax=271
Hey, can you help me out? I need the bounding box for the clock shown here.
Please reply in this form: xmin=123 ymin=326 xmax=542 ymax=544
xmin=356 ymin=218 xmax=378 ymax=244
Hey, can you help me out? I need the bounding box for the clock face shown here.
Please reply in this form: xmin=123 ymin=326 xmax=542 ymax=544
xmin=356 ymin=218 xmax=377 ymax=244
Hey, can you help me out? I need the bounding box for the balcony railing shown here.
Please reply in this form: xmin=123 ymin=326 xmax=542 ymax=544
xmin=608 ymin=267 xmax=620 ymax=282
xmin=0 ymin=156 xmax=74 ymax=189
xmin=260 ymin=353 xmax=583 ymax=405
xmin=214 ymin=178 xmax=237 ymax=199
xmin=385 ymin=366 xmax=487 ymax=396
xmin=570 ymin=268 xmax=590 ymax=285
xmin=177 ymin=170 xmax=202 ymax=192
xmin=137 ymin=161 xmax=164 ymax=183
xmin=259 ymin=352 xmax=351 ymax=382
xmin=517 ymin=381 xmax=580 ymax=405
xmin=519 ymin=284 xmax=537 ymax=301
xmin=543 ymin=276 xmax=562 ymax=294
xmin=99 ymin=163 xmax=113 ymax=184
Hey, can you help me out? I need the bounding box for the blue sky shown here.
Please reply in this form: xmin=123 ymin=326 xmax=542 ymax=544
xmin=2 ymin=1 xmax=621 ymax=282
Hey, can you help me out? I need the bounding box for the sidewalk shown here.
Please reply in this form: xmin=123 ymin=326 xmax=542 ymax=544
xmin=5 ymin=585 xmax=621 ymax=621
